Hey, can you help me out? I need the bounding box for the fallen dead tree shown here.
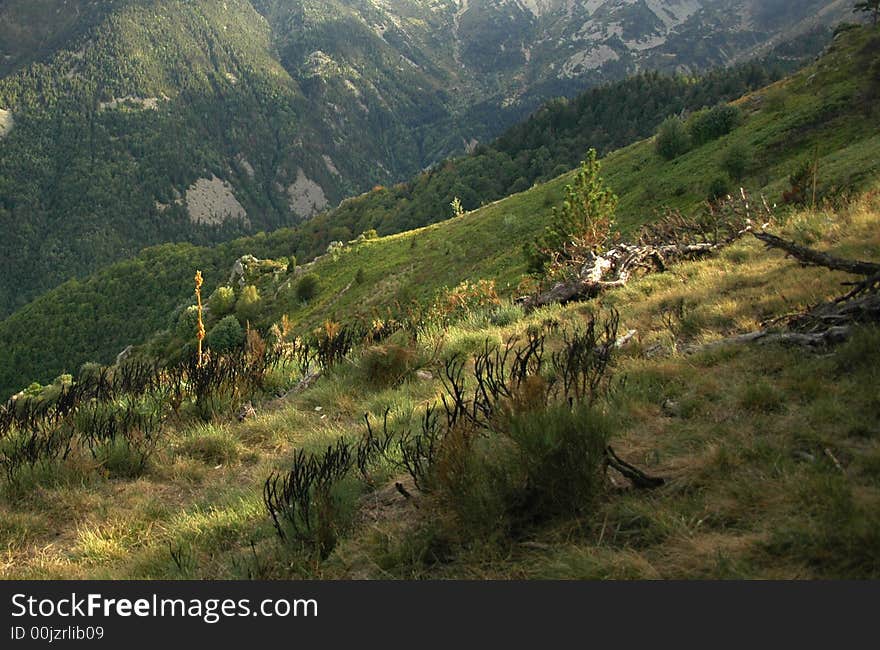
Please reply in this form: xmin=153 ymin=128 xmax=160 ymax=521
xmin=705 ymin=229 xmax=880 ymax=349
xmin=523 ymin=187 xmax=878 ymax=349
xmin=521 ymin=191 xmax=770 ymax=311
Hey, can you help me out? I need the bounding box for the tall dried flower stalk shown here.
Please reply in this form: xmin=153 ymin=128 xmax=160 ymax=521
xmin=195 ymin=270 xmax=206 ymax=366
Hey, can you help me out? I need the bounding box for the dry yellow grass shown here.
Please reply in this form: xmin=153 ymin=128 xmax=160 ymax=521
xmin=2 ymin=194 xmax=878 ymax=580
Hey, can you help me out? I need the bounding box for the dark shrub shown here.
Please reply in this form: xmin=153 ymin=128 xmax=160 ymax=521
xmin=205 ymin=315 xmax=245 ymax=353
xmin=689 ymin=104 xmax=742 ymax=145
xmin=296 ymin=274 xmax=320 ymax=302
xmin=656 ymin=116 xmax=692 ymax=160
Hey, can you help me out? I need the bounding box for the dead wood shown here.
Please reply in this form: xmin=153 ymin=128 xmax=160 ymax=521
xmin=604 ymin=446 xmax=665 ymax=490
xmin=753 ymin=231 xmax=880 ymax=277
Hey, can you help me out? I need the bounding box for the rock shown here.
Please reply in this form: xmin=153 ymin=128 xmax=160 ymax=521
xmin=415 ymin=370 xmax=433 ymax=381
xmin=237 ymin=402 xmax=256 ymax=422
xmin=228 ymin=254 xmax=260 ymax=287
xmin=662 ymin=399 xmax=681 ymax=417
xmin=115 ymin=346 xmax=134 ymax=366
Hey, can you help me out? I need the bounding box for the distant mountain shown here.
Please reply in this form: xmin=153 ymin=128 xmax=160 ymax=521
xmin=0 ymin=0 xmax=854 ymax=316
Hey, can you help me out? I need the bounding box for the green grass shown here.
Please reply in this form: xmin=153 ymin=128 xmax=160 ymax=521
xmin=203 ymin=26 xmax=880 ymax=340
xmin=1 ymin=192 xmax=877 ymax=579
xmin=1 ymin=29 xmax=880 ymax=580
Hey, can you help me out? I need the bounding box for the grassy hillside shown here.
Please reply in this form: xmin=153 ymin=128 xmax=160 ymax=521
xmin=0 ymin=40 xmax=823 ymax=401
xmin=1 ymin=25 xmax=878 ymax=400
xmin=194 ymin=25 xmax=880 ymax=338
xmin=2 ymin=186 xmax=877 ymax=580
xmin=1 ymin=26 xmax=878 ymax=581
xmin=0 ymin=1 xmax=843 ymax=321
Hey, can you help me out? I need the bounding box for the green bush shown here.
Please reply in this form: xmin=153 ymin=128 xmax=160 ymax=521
xmin=236 ymin=285 xmax=261 ymax=323
xmin=503 ymin=403 xmax=612 ymax=519
xmin=358 ymin=344 xmax=417 ymax=387
xmin=439 ymin=403 xmax=613 ymax=539
xmin=655 ymin=116 xmax=692 ymax=160
xmin=207 ymin=286 xmax=236 ymax=317
xmin=205 ymin=315 xmax=245 ymax=353
xmin=95 ymin=437 xmax=152 ymax=479
xmin=296 ymin=274 xmax=320 ymax=303
xmin=721 ymin=143 xmax=752 ymax=181
xmin=176 ymin=305 xmax=201 ymax=340
xmin=487 ymin=303 xmax=525 ymax=327
xmin=708 ymin=176 xmax=731 ymax=202
xmin=689 ymin=104 xmax=742 ymax=145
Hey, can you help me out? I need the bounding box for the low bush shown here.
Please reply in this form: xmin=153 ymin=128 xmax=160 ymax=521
xmin=656 ymin=116 xmax=692 ymax=160
xmin=296 ymin=274 xmax=320 ymax=303
xmin=689 ymin=104 xmax=742 ymax=145
xmin=358 ymin=345 xmax=418 ymax=387
xmin=207 ymin=286 xmax=236 ymax=317
xmin=205 ymin=315 xmax=245 ymax=354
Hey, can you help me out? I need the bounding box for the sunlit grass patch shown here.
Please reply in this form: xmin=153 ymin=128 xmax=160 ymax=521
xmin=175 ymin=423 xmax=242 ymax=466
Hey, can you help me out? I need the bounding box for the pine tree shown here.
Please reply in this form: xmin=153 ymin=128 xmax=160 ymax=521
xmin=525 ymin=149 xmax=618 ymax=274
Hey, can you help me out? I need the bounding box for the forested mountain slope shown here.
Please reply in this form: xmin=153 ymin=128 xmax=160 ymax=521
xmin=0 ymin=1 xmax=851 ymax=317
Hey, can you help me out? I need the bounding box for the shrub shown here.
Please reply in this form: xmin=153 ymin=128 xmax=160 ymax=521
xmin=503 ymin=403 xmax=612 ymax=520
xmin=205 ymin=315 xmax=245 ymax=353
xmin=783 ymin=160 xmax=814 ymax=206
xmin=655 ymin=116 xmax=692 ymax=160
xmin=708 ymin=176 xmax=731 ymax=202
xmin=78 ymin=362 xmax=104 ymax=384
xmin=487 ymin=303 xmax=525 ymax=327
xmin=263 ymin=440 xmax=358 ymax=557
xmin=95 ymin=437 xmax=152 ymax=479
xmin=510 ymin=176 xmax=530 ymax=193
xmin=688 ymin=104 xmax=742 ymax=145
xmin=310 ymin=321 xmax=358 ymax=369
xmin=296 ymin=274 xmax=320 ymax=303
xmin=526 ymin=149 xmax=618 ymax=273
xmin=236 ymin=285 xmax=261 ymax=323
xmin=721 ymin=143 xmax=752 ymax=181
xmin=358 ymin=345 xmax=417 ymax=387
xmin=175 ymin=305 xmax=201 ymax=340
xmin=207 ymin=286 xmax=236 ymax=317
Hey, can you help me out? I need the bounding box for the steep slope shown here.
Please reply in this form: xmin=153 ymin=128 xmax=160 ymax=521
xmin=3 ymin=151 xmax=879 ymax=582
xmin=0 ymin=0 xmax=336 ymax=316
xmin=0 ymin=0 xmax=116 ymax=77
xmin=0 ymin=0 xmax=852 ymax=319
xmin=1 ymin=24 xmax=878 ymax=401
